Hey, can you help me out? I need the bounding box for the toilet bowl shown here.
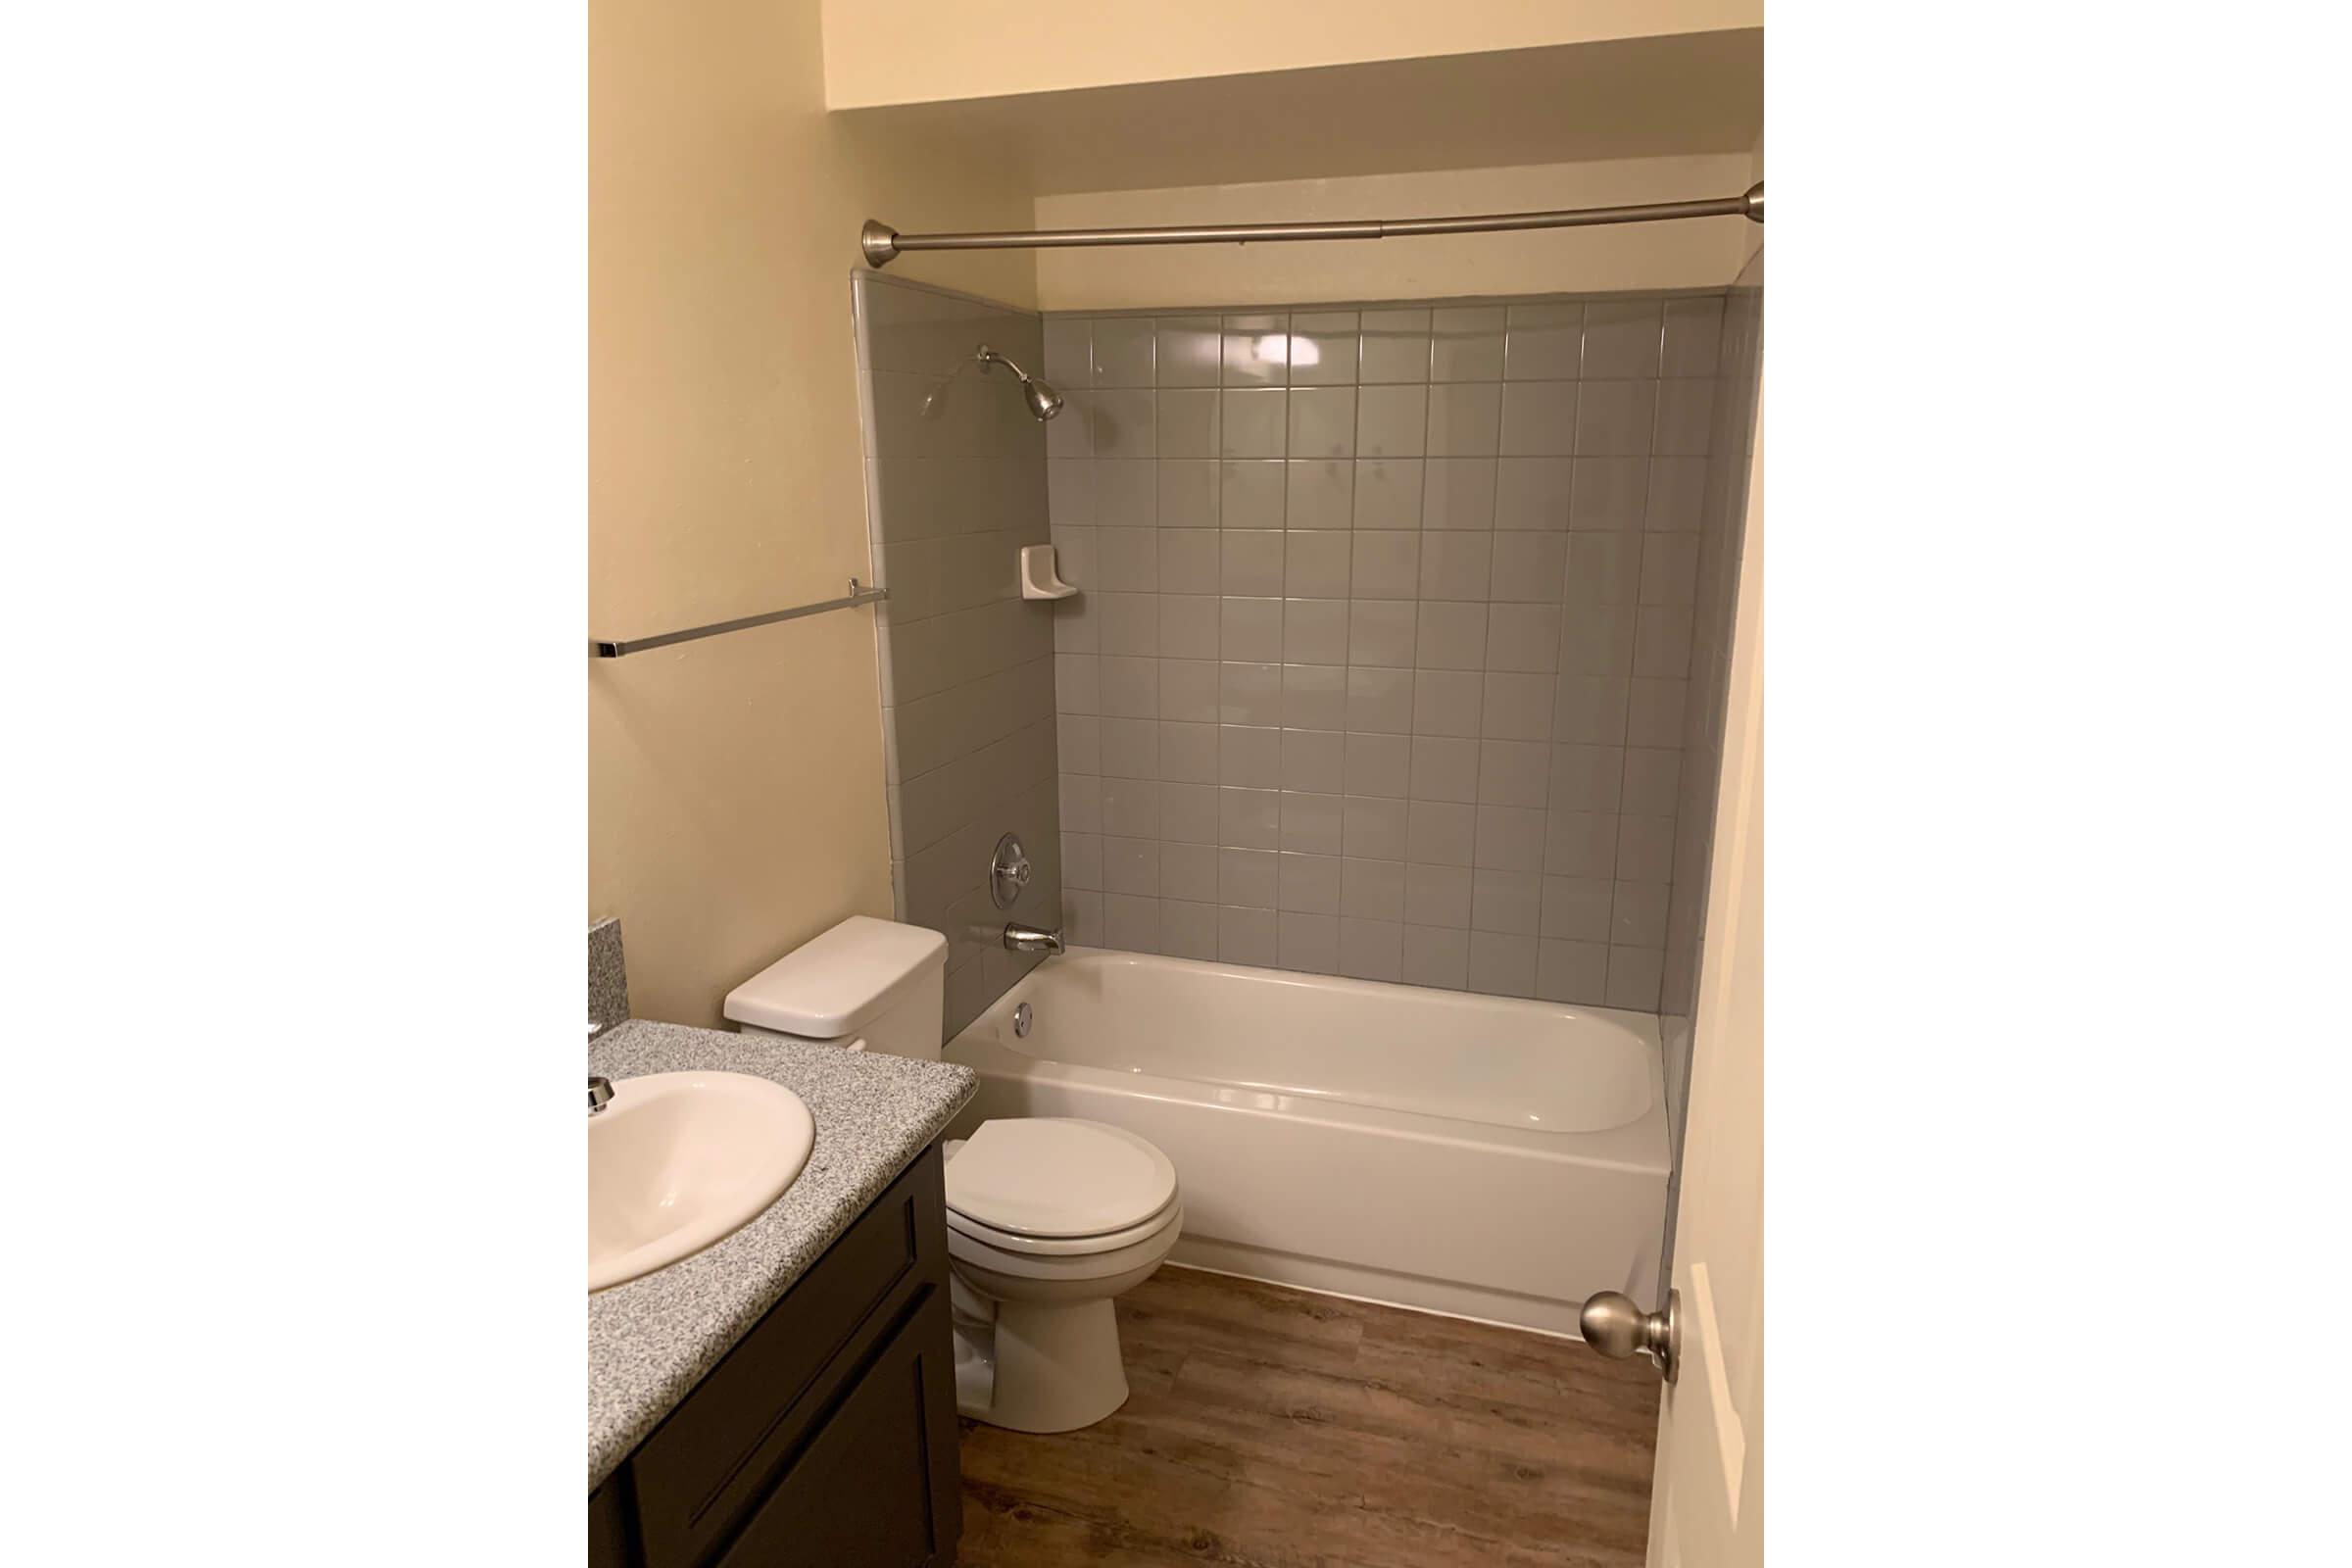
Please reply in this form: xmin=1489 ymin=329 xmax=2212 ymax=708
xmin=723 ymin=916 xmax=1181 ymax=1434
xmin=943 ymin=1118 xmax=1182 ymax=1432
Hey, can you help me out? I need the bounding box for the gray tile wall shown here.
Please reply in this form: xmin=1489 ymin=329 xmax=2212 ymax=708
xmin=1660 ymin=259 xmax=1765 ymax=1129
xmin=1043 ymin=293 xmax=1727 ymax=1007
xmin=854 ymin=273 xmax=1063 ymax=1038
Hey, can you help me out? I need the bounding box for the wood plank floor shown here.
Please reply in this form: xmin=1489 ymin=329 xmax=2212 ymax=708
xmin=955 ymin=1266 xmax=1659 ymax=1568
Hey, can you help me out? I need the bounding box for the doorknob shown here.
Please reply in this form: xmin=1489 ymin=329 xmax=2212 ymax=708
xmin=1579 ymin=1289 xmax=1679 ymax=1383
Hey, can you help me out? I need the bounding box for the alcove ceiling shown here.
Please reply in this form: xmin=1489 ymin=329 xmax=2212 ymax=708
xmin=832 ymin=29 xmax=1763 ymax=198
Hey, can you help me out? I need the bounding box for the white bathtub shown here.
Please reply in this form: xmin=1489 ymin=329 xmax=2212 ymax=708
xmin=944 ymin=947 xmax=1669 ymax=1337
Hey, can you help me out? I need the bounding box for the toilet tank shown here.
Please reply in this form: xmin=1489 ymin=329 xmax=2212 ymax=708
xmin=723 ymin=915 xmax=949 ymax=1060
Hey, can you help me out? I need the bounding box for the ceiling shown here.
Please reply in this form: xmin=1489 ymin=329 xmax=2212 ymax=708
xmin=836 ymin=29 xmax=1763 ymax=198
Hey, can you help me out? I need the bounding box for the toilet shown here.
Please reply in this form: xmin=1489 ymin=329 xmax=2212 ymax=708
xmin=724 ymin=915 xmax=1182 ymax=1433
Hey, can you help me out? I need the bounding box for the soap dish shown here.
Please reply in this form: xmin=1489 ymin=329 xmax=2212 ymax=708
xmin=1018 ymin=544 xmax=1079 ymax=601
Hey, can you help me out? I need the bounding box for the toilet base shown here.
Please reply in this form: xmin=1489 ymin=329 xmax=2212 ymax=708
xmin=952 ymin=1297 xmax=1130 ymax=1433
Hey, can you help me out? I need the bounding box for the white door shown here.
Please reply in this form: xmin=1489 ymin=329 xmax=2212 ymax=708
xmin=1645 ymin=404 xmax=1764 ymax=1567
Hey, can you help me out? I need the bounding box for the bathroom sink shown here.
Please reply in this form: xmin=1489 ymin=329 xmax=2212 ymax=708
xmin=589 ymin=1071 xmax=814 ymax=1293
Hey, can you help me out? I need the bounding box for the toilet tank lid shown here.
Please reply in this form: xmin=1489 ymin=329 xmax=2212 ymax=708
xmin=723 ymin=916 xmax=948 ymax=1039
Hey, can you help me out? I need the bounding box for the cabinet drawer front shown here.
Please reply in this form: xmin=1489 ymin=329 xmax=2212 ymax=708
xmin=632 ymin=1147 xmax=947 ymax=1568
xmin=712 ymin=1288 xmax=960 ymax=1568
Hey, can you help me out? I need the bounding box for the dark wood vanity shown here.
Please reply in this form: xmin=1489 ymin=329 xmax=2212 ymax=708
xmin=590 ymin=1147 xmax=961 ymax=1568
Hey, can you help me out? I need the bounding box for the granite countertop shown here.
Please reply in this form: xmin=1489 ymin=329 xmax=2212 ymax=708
xmin=588 ymin=1019 xmax=975 ymax=1490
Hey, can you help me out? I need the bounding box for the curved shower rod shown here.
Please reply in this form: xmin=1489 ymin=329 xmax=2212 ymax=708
xmin=861 ymin=181 xmax=1760 ymax=269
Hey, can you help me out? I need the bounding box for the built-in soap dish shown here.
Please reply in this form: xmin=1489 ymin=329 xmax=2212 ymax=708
xmin=1018 ymin=544 xmax=1078 ymax=601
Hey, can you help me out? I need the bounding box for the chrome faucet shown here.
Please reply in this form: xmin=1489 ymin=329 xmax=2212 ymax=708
xmin=1002 ymin=921 xmax=1064 ymax=955
xmin=589 ymin=1075 xmax=613 ymax=1116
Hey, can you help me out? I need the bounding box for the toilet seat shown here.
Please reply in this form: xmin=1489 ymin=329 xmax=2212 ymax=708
xmin=946 ymin=1192 xmax=1181 ymax=1258
xmin=944 ymin=1118 xmax=1178 ymax=1245
xmin=947 ymin=1200 xmax=1184 ymax=1284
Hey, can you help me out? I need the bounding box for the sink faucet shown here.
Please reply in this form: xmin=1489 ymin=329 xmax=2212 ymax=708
xmin=589 ymin=1075 xmax=613 ymax=1115
xmin=1002 ymin=921 xmax=1064 ymax=955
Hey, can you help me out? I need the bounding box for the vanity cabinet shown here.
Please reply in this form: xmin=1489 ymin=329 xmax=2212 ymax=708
xmin=591 ymin=1146 xmax=962 ymax=1568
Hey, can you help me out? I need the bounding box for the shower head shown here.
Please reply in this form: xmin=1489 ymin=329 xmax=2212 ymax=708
xmin=1021 ymin=376 xmax=1064 ymax=421
xmin=975 ymin=345 xmax=1063 ymax=421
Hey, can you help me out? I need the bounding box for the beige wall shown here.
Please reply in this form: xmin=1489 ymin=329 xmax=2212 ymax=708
xmin=590 ymin=0 xmax=1036 ymax=1026
xmin=822 ymin=0 xmax=1760 ymax=108
xmin=1031 ymin=154 xmax=1760 ymax=311
xmin=1742 ymin=137 xmax=1765 ymax=273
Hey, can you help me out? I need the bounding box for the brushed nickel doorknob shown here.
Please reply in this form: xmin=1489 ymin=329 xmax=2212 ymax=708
xmin=1579 ymin=1289 xmax=1679 ymax=1383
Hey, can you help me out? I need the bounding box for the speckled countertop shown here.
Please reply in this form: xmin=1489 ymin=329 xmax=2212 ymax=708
xmin=588 ymin=1020 xmax=975 ymax=1490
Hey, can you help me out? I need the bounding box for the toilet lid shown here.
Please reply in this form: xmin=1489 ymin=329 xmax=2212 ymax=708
xmin=945 ymin=1118 xmax=1178 ymax=1239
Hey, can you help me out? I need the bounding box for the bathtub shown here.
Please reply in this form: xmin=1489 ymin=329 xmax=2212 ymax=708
xmin=944 ymin=947 xmax=1669 ymax=1338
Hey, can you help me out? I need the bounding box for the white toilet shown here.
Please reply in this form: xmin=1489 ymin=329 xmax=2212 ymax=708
xmin=724 ymin=915 xmax=1182 ymax=1433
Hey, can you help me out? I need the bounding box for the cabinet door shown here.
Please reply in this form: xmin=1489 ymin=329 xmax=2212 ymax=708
xmin=712 ymin=1289 xmax=961 ymax=1568
xmin=589 ymin=1477 xmax=633 ymax=1568
xmin=632 ymin=1148 xmax=948 ymax=1568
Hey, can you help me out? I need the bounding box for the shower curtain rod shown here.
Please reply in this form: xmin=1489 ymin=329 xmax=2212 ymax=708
xmin=861 ymin=182 xmax=1760 ymax=269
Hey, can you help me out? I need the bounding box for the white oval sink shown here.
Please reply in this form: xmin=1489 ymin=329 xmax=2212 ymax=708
xmin=589 ymin=1070 xmax=814 ymax=1293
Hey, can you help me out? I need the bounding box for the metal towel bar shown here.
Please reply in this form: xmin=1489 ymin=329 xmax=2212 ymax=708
xmin=591 ymin=578 xmax=888 ymax=659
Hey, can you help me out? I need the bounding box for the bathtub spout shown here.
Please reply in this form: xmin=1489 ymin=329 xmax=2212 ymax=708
xmin=1002 ymin=921 xmax=1064 ymax=955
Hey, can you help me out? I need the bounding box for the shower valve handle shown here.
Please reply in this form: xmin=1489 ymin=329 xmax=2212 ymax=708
xmin=990 ymin=832 xmax=1032 ymax=909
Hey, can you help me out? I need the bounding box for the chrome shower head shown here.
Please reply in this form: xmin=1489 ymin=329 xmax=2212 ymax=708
xmin=1022 ymin=376 xmax=1064 ymax=421
xmin=975 ymin=345 xmax=1062 ymax=421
